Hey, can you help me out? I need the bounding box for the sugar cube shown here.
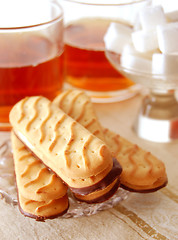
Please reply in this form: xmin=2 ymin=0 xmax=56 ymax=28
xmin=157 ymin=22 xmax=178 ymax=54
xmin=139 ymin=5 xmax=167 ymax=31
xmin=104 ymin=22 xmax=132 ymax=54
xmin=122 ymin=43 xmax=158 ymax=60
xmin=152 ymin=53 xmax=178 ymax=75
xmin=132 ymin=29 xmax=159 ymax=53
xmin=121 ymin=54 xmax=152 ymax=73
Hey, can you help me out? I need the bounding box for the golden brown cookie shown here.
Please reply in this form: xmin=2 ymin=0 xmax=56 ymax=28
xmin=54 ymin=90 xmax=168 ymax=193
xmin=103 ymin=128 xmax=168 ymax=192
xmin=11 ymin=131 xmax=68 ymax=201
xmin=18 ymin=193 xmax=69 ymax=221
xmin=53 ymin=90 xmax=122 ymax=203
xmin=9 ymin=96 xmax=116 ymax=193
xmin=54 ymin=90 xmax=123 ymax=201
xmin=11 ymin=131 xmax=69 ymax=220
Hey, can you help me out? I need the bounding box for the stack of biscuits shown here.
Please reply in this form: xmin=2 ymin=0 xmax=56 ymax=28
xmin=9 ymin=90 xmax=168 ymax=221
xmin=11 ymin=132 xmax=69 ymax=221
xmin=53 ymin=90 xmax=168 ymax=193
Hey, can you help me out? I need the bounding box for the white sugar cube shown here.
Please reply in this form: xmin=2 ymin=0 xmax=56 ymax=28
xmin=104 ymin=22 xmax=132 ymax=54
xmin=122 ymin=43 xmax=158 ymax=60
xmin=157 ymin=22 xmax=178 ymax=54
xmin=121 ymin=54 xmax=152 ymax=73
xmin=122 ymin=43 xmax=140 ymax=56
xmin=152 ymin=53 xmax=178 ymax=75
xmin=166 ymin=10 xmax=178 ymax=22
xmin=132 ymin=29 xmax=159 ymax=53
xmin=139 ymin=5 xmax=167 ymax=31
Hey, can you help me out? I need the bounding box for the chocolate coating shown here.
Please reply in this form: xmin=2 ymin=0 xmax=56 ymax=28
xmin=70 ymin=158 xmax=122 ymax=195
xmin=74 ymin=177 xmax=121 ymax=204
xmin=18 ymin=201 xmax=69 ymax=221
xmin=121 ymin=179 xmax=168 ymax=193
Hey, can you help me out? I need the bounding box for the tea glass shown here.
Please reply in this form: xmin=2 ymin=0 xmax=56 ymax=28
xmin=0 ymin=0 xmax=64 ymax=131
xmin=59 ymin=0 xmax=150 ymax=103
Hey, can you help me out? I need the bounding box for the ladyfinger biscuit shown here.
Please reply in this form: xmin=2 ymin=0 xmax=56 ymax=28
xmin=53 ymin=89 xmax=105 ymax=141
xmin=9 ymin=96 xmax=114 ymax=190
xmin=54 ymin=90 xmax=167 ymax=193
xmin=11 ymin=131 xmax=68 ymax=202
xmin=53 ymin=90 xmax=123 ymax=202
xmin=103 ymin=128 xmax=168 ymax=192
xmin=18 ymin=193 xmax=69 ymax=221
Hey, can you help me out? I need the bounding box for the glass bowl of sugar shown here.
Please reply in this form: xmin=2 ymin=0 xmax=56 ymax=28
xmin=105 ymin=4 xmax=178 ymax=142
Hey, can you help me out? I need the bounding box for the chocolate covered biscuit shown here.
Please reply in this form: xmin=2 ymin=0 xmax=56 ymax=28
xmin=11 ymin=131 xmax=69 ymax=220
xmin=103 ymin=128 xmax=168 ymax=192
xmin=18 ymin=193 xmax=69 ymax=221
xmin=11 ymin=131 xmax=68 ymax=201
xmin=73 ymin=158 xmax=122 ymax=203
xmin=9 ymin=96 xmax=116 ymax=193
xmin=54 ymin=90 xmax=124 ymax=201
xmin=53 ymin=90 xmax=168 ymax=193
xmin=74 ymin=177 xmax=120 ymax=203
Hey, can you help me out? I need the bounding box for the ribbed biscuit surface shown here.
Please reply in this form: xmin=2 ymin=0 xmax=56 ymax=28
xmin=53 ymin=90 xmax=167 ymax=192
xmin=19 ymin=193 xmax=69 ymax=220
xmin=103 ymin=128 xmax=168 ymax=191
xmin=9 ymin=96 xmax=113 ymax=183
xmin=11 ymin=132 xmax=68 ymax=201
xmin=53 ymin=90 xmax=105 ymax=141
